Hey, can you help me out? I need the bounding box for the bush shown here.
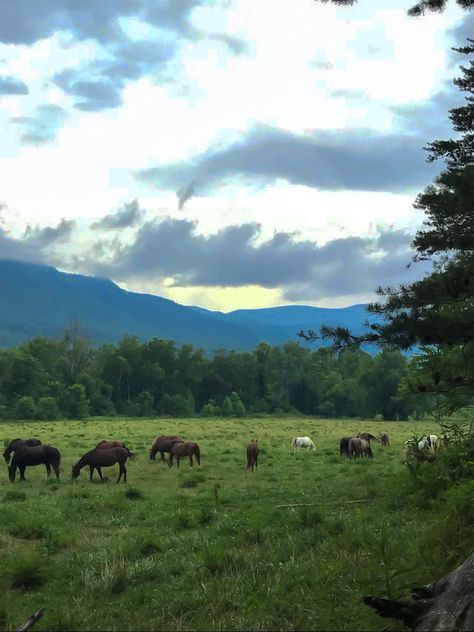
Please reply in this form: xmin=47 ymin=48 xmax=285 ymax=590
xmin=201 ymin=399 xmax=220 ymax=416
xmin=230 ymin=392 xmax=245 ymax=417
xmin=170 ymin=394 xmax=194 ymax=418
xmin=65 ymin=384 xmax=90 ymax=419
xmin=221 ymin=396 xmax=233 ymax=417
xmin=14 ymin=396 xmax=36 ymax=420
xmin=37 ymin=396 xmax=60 ymax=420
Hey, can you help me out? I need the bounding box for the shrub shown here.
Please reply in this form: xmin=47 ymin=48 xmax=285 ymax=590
xmin=14 ymin=396 xmax=36 ymax=420
xmin=37 ymin=396 xmax=60 ymax=420
xmin=221 ymin=396 xmax=233 ymax=417
xmin=230 ymin=392 xmax=246 ymax=417
xmin=170 ymin=394 xmax=194 ymax=418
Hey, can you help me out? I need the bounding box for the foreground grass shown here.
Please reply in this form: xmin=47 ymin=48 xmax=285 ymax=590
xmin=0 ymin=417 xmax=459 ymax=630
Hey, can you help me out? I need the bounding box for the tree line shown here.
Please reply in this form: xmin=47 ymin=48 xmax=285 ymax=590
xmin=0 ymin=326 xmax=427 ymax=421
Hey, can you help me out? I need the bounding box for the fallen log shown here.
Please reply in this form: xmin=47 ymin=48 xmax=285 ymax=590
xmin=16 ymin=608 xmax=45 ymax=632
xmin=364 ymin=553 xmax=474 ymax=631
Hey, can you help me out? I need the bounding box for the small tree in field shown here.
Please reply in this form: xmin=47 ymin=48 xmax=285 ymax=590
xmin=221 ymin=396 xmax=234 ymax=417
xmin=230 ymin=392 xmax=246 ymax=417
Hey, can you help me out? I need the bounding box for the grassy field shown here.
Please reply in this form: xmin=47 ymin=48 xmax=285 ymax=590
xmin=0 ymin=417 xmax=456 ymax=631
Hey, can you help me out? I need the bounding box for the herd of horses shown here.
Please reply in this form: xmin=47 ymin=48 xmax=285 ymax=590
xmin=2 ymin=429 xmax=448 ymax=483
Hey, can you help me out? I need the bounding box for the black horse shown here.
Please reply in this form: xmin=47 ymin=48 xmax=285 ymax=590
xmin=9 ymin=445 xmax=61 ymax=482
xmin=3 ymin=438 xmax=42 ymax=464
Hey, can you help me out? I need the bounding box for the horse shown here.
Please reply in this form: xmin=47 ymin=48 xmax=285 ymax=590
xmin=168 ymin=441 xmax=200 ymax=469
xmin=349 ymin=438 xmax=372 ymax=459
xmin=95 ymin=440 xmax=127 ymax=450
xmin=246 ymin=439 xmax=259 ymax=471
xmin=292 ymin=436 xmax=315 ymax=452
xmin=339 ymin=436 xmax=353 ymax=458
xmin=72 ymin=447 xmax=136 ymax=483
xmin=8 ymin=445 xmax=60 ymax=482
xmin=357 ymin=432 xmax=379 ymax=444
xmin=3 ymin=438 xmax=42 ymax=465
xmin=418 ymin=434 xmax=438 ymax=454
xmin=149 ymin=435 xmax=184 ymax=462
xmin=380 ymin=432 xmax=390 ymax=447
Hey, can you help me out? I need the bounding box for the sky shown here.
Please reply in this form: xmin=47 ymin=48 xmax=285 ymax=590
xmin=0 ymin=0 xmax=472 ymax=312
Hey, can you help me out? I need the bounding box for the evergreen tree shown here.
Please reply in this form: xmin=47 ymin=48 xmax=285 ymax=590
xmin=301 ymin=43 xmax=474 ymax=414
xmin=230 ymin=392 xmax=246 ymax=417
xmin=14 ymin=396 xmax=36 ymax=420
xmin=65 ymin=384 xmax=90 ymax=420
xmin=221 ymin=396 xmax=234 ymax=417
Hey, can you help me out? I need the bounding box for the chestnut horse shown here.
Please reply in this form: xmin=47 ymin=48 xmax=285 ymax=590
xmin=72 ymin=447 xmax=135 ymax=483
xmin=246 ymin=439 xmax=259 ymax=471
xmin=3 ymin=438 xmax=42 ymax=464
xmin=95 ymin=440 xmax=127 ymax=450
xmin=149 ymin=435 xmax=183 ymax=462
xmin=168 ymin=441 xmax=200 ymax=469
xmin=9 ymin=444 xmax=60 ymax=482
xmin=380 ymin=432 xmax=390 ymax=447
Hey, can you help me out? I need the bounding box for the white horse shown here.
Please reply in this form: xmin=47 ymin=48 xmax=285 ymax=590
xmin=292 ymin=436 xmax=315 ymax=452
xmin=418 ymin=434 xmax=438 ymax=454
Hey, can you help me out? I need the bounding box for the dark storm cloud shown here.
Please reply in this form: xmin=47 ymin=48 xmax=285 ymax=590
xmin=24 ymin=219 xmax=76 ymax=248
xmin=0 ymin=227 xmax=44 ymax=263
xmin=0 ymin=76 xmax=29 ymax=95
xmin=86 ymin=217 xmax=428 ymax=301
xmin=10 ymin=105 xmax=67 ymax=144
xmin=91 ymin=200 xmax=144 ymax=230
xmin=135 ymin=125 xmax=438 ymax=204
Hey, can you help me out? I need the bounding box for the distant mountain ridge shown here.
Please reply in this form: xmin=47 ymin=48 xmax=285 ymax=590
xmin=0 ymin=259 xmax=375 ymax=352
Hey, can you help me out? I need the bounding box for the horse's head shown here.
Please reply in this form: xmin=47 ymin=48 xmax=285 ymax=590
xmin=71 ymin=464 xmax=81 ymax=479
xmin=3 ymin=448 xmax=11 ymax=465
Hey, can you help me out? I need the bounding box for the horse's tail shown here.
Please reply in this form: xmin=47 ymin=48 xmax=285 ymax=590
xmin=126 ymin=449 xmax=137 ymax=460
xmin=194 ymin=444 xmax=201 ymax=466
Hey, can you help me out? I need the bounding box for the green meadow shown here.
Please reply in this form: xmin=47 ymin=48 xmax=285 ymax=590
xmin=0 ymin=417 xmax=467 ymax=631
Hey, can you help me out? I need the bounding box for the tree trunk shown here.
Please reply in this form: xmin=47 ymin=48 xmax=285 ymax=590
xmin=364 ymin=553 xmax=474 ymax=631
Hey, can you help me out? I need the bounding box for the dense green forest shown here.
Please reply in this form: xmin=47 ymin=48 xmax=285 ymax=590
xmin=0 ymin=326 xmax=427 ymax=421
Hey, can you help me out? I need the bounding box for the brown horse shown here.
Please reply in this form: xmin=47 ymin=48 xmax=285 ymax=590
xmin=380 ymin=432 xmax=390 ymax=447
xmin=149 ymin=435 xmax=183 ymax=462
xmin=357 ymin=432 xmax=379 ymax=444
xmin=349 ymin=438 xmax=373 ymax=459
xmin=246 ymin=439 xmax=259 ymax=471
xmin=72 ymin=447 xmax=135 ymax=483
xmin=9 ymin=445 xmax=60 ymax=482
xmin=95 ymin=440 xmax=127 ymax=450
xmin=168 ymin=441 xmax=200 ymax=469
xmin=3 ymin=438 xmax=42 ymax=465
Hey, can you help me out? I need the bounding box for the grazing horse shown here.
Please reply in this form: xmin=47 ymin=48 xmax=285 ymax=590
xmin=95 ymin=440 xmax=127 ymax=450
xmin=292 ymin=436 xmax=315 ymax=452
xmin=72 ymin=447 xmax=135 ymax=483
xmin=168 ymin=441 xmax=200 ymax=469
xmin=380 ymin=432 xmax=390 ymax=447
xmin=246 ymin=439 xmax=259 ymax=471
xmin=418 ymin=434 xmax=438 ymax=454
xmin=3 ymin=438 xmax=42 ymax=465
xmin=357 ymin=432 xmax=379 ymax=444
xmin=339 ymin=436 xmax=353 ymax=458
xmin=349 ymin=438 xmax=372 ymax=459
xmin=9 ymin=445 xmax=60 ymax=482
xmin=149 ymin=435 xmax=183 ymax=462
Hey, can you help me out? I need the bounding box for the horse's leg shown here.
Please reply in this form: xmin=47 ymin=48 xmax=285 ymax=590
xmin=123 ymin=463 xmax=127 ymax=483
xmin=89 ymin=465 xmax=94 ymax=481
xmin=189 ymin=455 xmax=193 ymax=467
xmin=176 ymin=456 xmax=180 ymax=469
xmin=160 ymin=451 xmax=165 ymax=463
xmin=45 ymin=462 xmax=51 ymax=477
xmin=97 ymin=466 xmax=103 ymax=482
xmin=168 ymin=454 xmax=173 ymax=467
xmin=19 ymin=464 xmax=27 ymax=480
xmin=53 ymin=462 xmax=60 ymax=480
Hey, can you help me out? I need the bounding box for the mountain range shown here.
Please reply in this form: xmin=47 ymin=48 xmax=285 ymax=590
xmin=0 ymin=259 xmax=375 ymax=352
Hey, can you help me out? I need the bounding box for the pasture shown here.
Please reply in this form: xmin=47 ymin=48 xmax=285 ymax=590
xmin=0 ymin=417 xmax=456 ymax=630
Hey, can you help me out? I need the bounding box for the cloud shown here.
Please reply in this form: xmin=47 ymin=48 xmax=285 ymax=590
xmin=0 ymin=1 xmax=245 ymax=112
xmin=329 ymin=88 xmax=367 ymax=99
xmin=53 ymin=39 xmax=176 ymax=111
xmin=24 ymin=218 xmax=76 ymax=248
xmin=91 ymin=200 xmax=144 ymax=230
xmin=0 ymin=227 xmax=44 ymax=263
xmin=0 ymin=76 xmax=29 ymax=95
xmin=136 ymin=125 xmax=438 ymax=202
xmin=10 ymin=105 xmax=67 ymax=144
xmin=82 ymin=216 xmax=429 ymax=302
